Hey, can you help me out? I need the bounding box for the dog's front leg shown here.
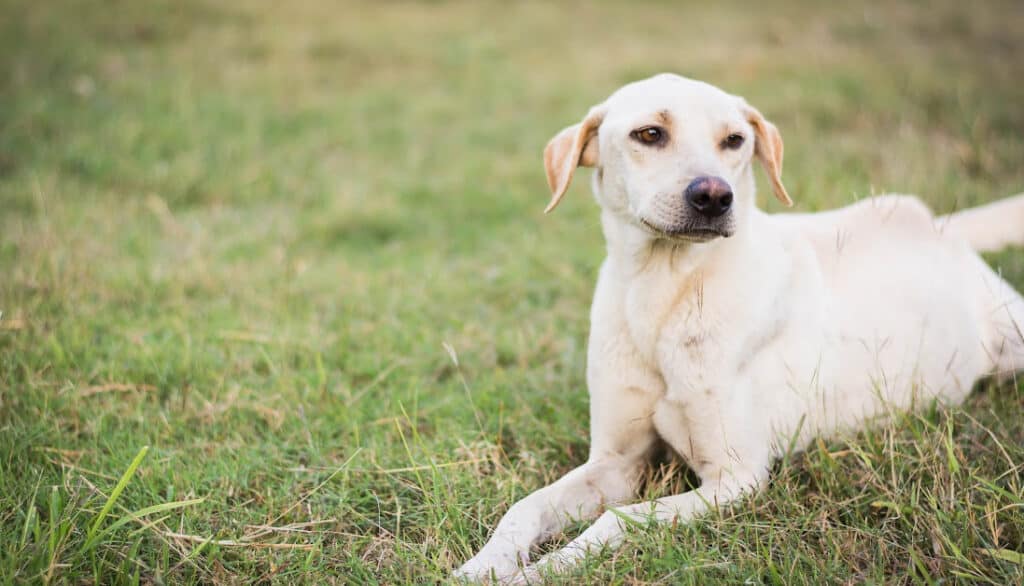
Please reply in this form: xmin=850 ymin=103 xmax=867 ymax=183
xmin=516 ymin=374 xmax=774 ymax=581
xmin=452 ymin=453 xmax=646 ymax=582
xmin=515 ymin=467 xmax=769 ymax=582
xmin=454 ymin=406 xmax=658 ymax=582
xmin=455 ymin=265 xmax=664 ymax=582
xmin=456 ymin=335 xmax=661 ymax=580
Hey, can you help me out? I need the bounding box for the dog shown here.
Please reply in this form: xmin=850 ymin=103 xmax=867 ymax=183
xmin=454 ymin=73 xmax=1024 ymax=583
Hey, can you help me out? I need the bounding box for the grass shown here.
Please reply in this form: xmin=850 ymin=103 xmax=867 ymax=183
xmin=2 ymin=0 xmax=1024 ymax=583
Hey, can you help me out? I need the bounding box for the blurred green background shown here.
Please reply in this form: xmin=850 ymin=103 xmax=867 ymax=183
xmin=2 ymin=0 xmax=1024 ymax=583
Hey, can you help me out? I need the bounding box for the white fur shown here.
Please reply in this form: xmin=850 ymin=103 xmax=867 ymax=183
xmin=454 ymin=74 xmax=1024 ymax=583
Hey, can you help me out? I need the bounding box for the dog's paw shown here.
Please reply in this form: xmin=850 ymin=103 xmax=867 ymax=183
xmin=452 ymin=550 xmax=527 ymax=583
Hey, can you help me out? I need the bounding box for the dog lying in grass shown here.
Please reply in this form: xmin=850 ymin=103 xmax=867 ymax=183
xmin=455 ymin=73 xmax=1024 ymax=583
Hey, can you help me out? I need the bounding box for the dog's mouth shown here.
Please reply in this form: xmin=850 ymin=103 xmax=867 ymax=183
xmin=639 ymin=218 xmax=732 ymax=242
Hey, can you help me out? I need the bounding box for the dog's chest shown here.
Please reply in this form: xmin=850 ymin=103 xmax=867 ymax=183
xmin=620 ymin=272 xmax=740 ymax=468
xmin=622 ymin=269 xmax=716 ymax=379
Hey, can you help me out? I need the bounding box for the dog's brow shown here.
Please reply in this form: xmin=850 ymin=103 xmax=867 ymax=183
xmin=656 ymin=109 xmax=671 ymax=125
xmin=717 ymin=122 xmax=738 ymax=136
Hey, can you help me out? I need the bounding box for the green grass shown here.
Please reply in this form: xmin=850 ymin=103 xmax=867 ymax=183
xmin=2 ymin=0 xmax=1024 ymax=583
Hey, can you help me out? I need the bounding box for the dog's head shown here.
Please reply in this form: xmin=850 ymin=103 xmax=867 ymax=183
xmin=543 ymin=74 xmax=791 ymax=244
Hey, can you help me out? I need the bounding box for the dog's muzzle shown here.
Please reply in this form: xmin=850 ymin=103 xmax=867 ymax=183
xmin=638 ymin=176 xmax=736 ymax=241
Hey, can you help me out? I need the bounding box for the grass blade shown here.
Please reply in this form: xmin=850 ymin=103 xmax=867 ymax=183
xmin=85 ymin=446 xmax=150 ymax=545
xmin=82 ymin=497 xmax=205 ymax=552
xmin=978 ymin=548 xmax=1024 ymax=566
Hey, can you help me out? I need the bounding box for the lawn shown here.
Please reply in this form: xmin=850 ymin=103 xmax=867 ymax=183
xmin=2 ymin=0 xmax=1024 ymax=583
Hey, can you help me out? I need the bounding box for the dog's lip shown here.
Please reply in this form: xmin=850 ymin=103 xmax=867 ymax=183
xmin=638 ymin=218 xmax=729 ymax=242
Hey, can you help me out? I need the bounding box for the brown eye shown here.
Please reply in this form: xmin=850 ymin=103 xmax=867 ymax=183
xmin=722 ymin=133 xmax=745 ymax=150
xmin=631 ymin=126 xmax=665 ymax=145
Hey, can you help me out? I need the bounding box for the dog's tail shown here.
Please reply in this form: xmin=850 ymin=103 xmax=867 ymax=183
xmin=938 ymin=193 xmax=1024 ymax=253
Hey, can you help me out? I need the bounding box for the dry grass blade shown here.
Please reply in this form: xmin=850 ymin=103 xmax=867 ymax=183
xmin=0 ymin=318 xmax=27 ymax=330
xmin=163 ymin=531 xmax=317 ymax=550
xmin=80 ymin=383 xmax=157 ymax=397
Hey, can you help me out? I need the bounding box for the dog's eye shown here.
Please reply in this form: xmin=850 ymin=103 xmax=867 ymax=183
xmin=721 ymin=133 xmax=745 ymax=150
xmin=631 ymin=126 xmax=665 ymax=145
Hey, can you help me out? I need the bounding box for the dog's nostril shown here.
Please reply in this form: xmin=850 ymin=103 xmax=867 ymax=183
xmin=695 ymin=193 xmax=711 ymax=206
xmin=720 ymin=193 xmax=733 ymax=208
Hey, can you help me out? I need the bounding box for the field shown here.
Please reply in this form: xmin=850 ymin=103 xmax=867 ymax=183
xmin=3 ymin=0 xmax=1024 ymax=583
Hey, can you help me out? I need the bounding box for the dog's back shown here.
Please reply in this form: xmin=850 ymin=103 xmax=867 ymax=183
xmin=767 ymin=193 xmax=1024 ymax=385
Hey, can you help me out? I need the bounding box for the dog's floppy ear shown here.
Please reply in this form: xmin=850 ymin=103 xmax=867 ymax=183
xmin=543 ymin=106 xmax=606 ymax=213
xmin=743 ymin=103 xmax=793 ymax=207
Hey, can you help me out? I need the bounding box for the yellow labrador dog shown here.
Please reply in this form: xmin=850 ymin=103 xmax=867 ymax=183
xmin=455 ymin=73 xmax=1024 ymax=582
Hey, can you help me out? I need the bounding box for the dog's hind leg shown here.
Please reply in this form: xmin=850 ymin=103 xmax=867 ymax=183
xmin=993 ymin=297 xmax=1024 ymax=378
xmin=983 ymin=273 xmax=1024 ymax=379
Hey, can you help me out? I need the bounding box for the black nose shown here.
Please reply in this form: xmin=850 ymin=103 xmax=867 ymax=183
xmin=684 ymin=176 xmax=733 ymax=218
